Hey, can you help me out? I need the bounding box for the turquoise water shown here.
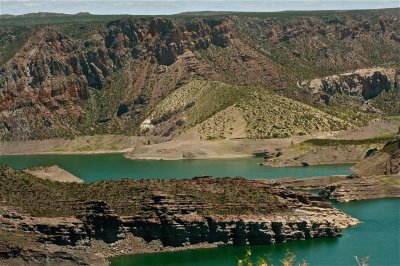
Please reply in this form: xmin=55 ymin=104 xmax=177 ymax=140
xmin=0 ymin=153 xmax=351 ymax=183
xmin=110 ymin=199 xmax=400 ymax=266
xmin=0 ymin=153 xmax=398 ymax=265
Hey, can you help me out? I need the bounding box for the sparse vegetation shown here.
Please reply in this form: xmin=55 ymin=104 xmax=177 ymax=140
xmin=303 ymin=135 xmax=397 ymax=147
xmin=237 ymin=250 xmax=308 ymax=266
xmin=147 ymin=80 xmax=371 ymax=140
xmin=0 ymin=165 xmax=287 ymax=217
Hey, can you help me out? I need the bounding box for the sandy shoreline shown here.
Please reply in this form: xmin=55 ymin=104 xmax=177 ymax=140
xmin=0 ymin=148 xmax=132 ymax=156
xmin=0 ymin=134 xmax=138 ymax=156
xmin=1 ymin=119 xmax=398 ymax=161
xmin=25 ymin=165 xmax=84 ymax=183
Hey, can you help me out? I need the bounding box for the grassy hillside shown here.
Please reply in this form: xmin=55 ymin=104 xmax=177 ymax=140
xmin=145 ymin=80 xmax=373 ymax=139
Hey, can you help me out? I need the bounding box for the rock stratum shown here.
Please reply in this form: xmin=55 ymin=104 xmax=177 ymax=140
xmin=320 ymin=136 xmax=400 ymax=201
xmin=0 ymin=165 xmax=359 ymax=265
xmin=0 ymin=9 xmax=399 ymax=141
xmin=263 ymin=136 xmax=400 ymax=202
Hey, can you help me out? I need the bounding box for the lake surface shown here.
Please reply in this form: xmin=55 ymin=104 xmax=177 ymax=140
xmin=110 ymin=198 xmax=400 ymax=266
xmin=0 ymin=153 xmax=352 ymax=183
xmin=1 ymin=153 xmax=398 ymax=265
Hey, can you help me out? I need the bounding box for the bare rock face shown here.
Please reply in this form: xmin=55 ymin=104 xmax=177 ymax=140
xmin=385 ymin=142 xmax=400 ymax=175
xmin=0 ymin=167 xmax=360 ymax=259
xmin=320 ymin=176 xmax=400 ymax=202
xmin=302 ymin=67 xmax=399 ymax=102
xmin=121 ymin=185 xmax=358 ymax=247
xmin=0 ymin=17 xmax=234 ymax=141
xmin=352 ymin=138 xmax=400 ymax=177
xmin=77 ymin=201 xmax=125 ymax=243
xmin=321 ymin=138 xmax=400 ymax=202
xmin=0 ymin=201 xmax=125 ymax=247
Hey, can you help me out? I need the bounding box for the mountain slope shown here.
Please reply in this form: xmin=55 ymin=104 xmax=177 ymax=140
xmin=143 ymin=80 xmax=372 ymax=139
xmin=0 ymin=9 xmax=399 ymax=141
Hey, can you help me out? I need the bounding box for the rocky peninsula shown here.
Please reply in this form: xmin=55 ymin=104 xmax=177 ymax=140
xmin=0 ymin=165 xmax=359 ymax=265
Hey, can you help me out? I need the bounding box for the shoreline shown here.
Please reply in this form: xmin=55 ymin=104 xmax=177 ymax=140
xmin=0 ymin=165 xmax=398 ymax=265
xmin=0 ymin=148 xmax=132 ymax=156
xmin=1 ymin=119 xmax=398 ymax=162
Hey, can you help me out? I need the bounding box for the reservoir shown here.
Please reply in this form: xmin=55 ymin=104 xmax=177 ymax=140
xmin=0 ymin=153 xmax=351 ymax=182
xmin=2 ymin=153 xmax=397 ymax=265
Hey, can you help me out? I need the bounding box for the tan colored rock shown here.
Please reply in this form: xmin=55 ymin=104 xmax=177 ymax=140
xmin=24 ymin=165 xmax=83 ymax=183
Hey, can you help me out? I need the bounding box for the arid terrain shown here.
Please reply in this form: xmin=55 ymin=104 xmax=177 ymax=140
xmin=0 ymin=136 xmax=399 ymax=265
xmin=0 ymin=9 xmax=400 ymax=266
xmin=1 ymin=9 xmax=399 ymax=144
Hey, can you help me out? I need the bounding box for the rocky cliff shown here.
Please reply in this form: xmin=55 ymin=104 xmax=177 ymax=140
xmin=0 ymin=9 xmax=399 ymax=141
xmin=0 ymin=17 xmax=234 ymax=140
xmin=0 ymin=166 xmax=359 ymax=264
xmin=300 ymin=67 xmax=400 ymax=113
xmin=351 ymin=136 xmax=400 ymax=176
xmin=123 ymin=191 xmax=356 ymax=247
xmin=320 ymin=136 xmax=400 ymax=202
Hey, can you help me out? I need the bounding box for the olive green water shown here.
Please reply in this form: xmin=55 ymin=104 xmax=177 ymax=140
xmin=1 ymin=154 xmax=398 ymax=265
xmin=0 ymin=153 xmax=352 ymax=182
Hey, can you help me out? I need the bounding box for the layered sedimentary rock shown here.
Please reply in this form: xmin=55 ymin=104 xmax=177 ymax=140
xmin=321 ymin=137 xmax=400 ymax=202
xmin=0 ymin=17 xmax=234 ymax=140
xmin=302 ymin=67 xmax=399 ymax=102
xmin=352 ymin=137 xmax=400 ymax=176
xmin=0 ymin=166 xmax=359 ymax=264
xmin=0 ymin=201 xmax=123 ymax=247
xmin=123 ymin=191 xmax=357 ymax=247
xmin=320 ymin=176 xmax=400 ymax=202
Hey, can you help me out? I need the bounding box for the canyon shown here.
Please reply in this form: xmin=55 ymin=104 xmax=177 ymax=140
xmin=1 ymin=9 xmax=399 ymax=142
xmin=0 ymin=9 xmax=400 ymax=266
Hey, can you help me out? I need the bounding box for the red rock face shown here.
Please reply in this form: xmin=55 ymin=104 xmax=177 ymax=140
xmin=0 ymin=17 xmax=234 ymax=140
xmin=0 ymin=11 xmax=399 ymax=140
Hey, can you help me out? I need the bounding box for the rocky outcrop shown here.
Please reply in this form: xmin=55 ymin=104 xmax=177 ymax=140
xmin=0 ymin=166 xmax=361 ymax=264
xmin=78 ymin=201 xmax=125 ymax=243
xmin=384 ymin=140 xmax=400 ymax=175
xmin=320 ymin=175 xmax=400 ymax=202
xmin=123 ymin=193 xmax=357 ymax=247
xmin=352 ymin=137 xmax=400 ymax=176
xmin=0 ymin=201 xmax=124 ymax=246
xmin=263 ymin=145 xmax=370 ymax=167
xmin=303 ymin=68 xmax=399 ymax=101
xmin=0 ymin=17 xmax=234 ymax=141
xmin=0 ymin=191 xmax=358 ymax=252
xmin=319 ymin=137 xmax=400 ymax=202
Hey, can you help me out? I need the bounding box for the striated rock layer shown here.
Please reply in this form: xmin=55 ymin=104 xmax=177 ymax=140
xmin=123 ymin=196 xmax=358 ymax=247
xmin=0 ymin=165 xmax=359 ymax=264
xmin=322 ymin=136 xmax=400 ymax=202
